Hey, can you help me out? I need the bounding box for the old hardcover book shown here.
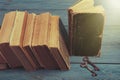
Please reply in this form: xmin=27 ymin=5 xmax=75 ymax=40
xmin=10 ymin=11 xmax=36 ymax=71
xmin=32 ymin=12 xmax=59 ymax=69
xmin=48 ymin=16 xmax=70 ymax=70
xmin=0 ymin=11 xmax=21 ymax=68
xmin=22 ymin=13 xmax=40 ymax=70
xmin=68 ymin=0 xmax=105 ymax=56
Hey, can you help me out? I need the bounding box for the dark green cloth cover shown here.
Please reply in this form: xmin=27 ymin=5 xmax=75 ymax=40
xmin=72 ymin=13 xmax=104 ymax=56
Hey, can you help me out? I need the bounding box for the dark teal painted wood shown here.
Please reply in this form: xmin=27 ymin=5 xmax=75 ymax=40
xmin=0 ymin=0 xmax=120 ymax=79
xmin=0 ymin=64 xmax=120 ymax=80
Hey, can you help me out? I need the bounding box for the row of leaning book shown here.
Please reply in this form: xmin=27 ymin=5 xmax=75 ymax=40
xmin=0 ymin=11 xmax=70 ymax=71
xmin=0 ymin=0 xmax=105 ymax=71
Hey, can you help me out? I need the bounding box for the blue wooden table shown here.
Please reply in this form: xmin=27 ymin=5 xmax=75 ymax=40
xmin=0 ymin=0 xmax=120 ymax=80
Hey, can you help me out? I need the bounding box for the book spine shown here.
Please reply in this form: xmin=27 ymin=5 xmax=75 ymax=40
xmin=68 ymin=9 xmax=73 ymax=55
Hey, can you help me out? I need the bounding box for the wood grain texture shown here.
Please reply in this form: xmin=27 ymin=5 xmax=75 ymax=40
xmin=0 ymin=0 xmax=119 ymax=79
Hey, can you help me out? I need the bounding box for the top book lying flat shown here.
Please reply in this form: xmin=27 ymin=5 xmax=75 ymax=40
xmin=68 ymin=0 xmax=105 ymax=56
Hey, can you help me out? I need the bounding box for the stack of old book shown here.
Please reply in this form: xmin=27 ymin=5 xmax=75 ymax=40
xmin=0 ymin=11 xmax=70 ymax=71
